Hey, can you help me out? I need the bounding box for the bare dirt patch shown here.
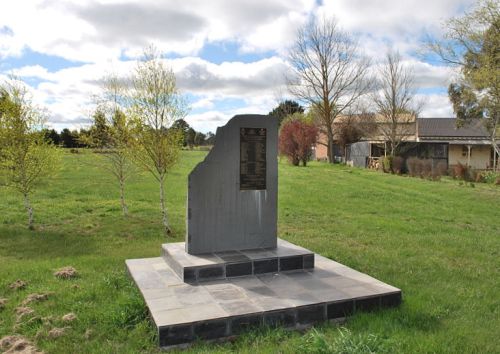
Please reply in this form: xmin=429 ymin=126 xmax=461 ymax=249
xmin=61 ymin=313 xmax=77 ymax=322
xmin=22 ymin=293 xmax=51 ymax=306
xmin=47 ymin=327 xmax=69 ymax=339
xmin=9 ymin=280 xmax=27 ymax=290
xmin=15 ymin=307 xmax=35 ymax=322
xmin=53 ymin=267 xmax=78 ymax=279
xmin=0 ymin=335 xmax=43 ymax=354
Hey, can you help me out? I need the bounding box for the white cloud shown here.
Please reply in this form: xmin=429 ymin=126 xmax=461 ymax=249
xmin=1 ymin=0 xmax=470 ymax=132
xmin=418 ymin=93 xmax=454 ymax=117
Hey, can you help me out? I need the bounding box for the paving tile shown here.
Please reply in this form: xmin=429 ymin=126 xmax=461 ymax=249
xmin=219 ymin=300 xmax=263 ymax=316
xmin=341 ymin=285 xmax=380 ymax=298
xmin=250 ymin=295 xmax=293 ymax=311
xmin=153 ymin=303 xmax=228 ymax=327
xmin=241 ymin=248 xmax=277 ymax=260
xmin=229 ymin=276 xmax=266 ymax=288
xmin=311 ymin=288 xmax=351 ymax=303
xmin=206 ymin=286 xmax=247 ymax=302
xmin=148 ymin=296 xmax=184 ymax=312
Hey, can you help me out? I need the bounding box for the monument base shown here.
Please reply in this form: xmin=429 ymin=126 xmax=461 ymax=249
xmin=162 ymin=238 xmax=314 ymax=283
xmin=126 ymin=240 xmax=401 ymax=348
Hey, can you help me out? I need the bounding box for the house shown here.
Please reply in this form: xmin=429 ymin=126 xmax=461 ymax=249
xmin=315 ymin=117 xmax=499 ymax=170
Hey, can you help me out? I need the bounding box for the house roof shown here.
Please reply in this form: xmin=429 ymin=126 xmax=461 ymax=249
xmin=417 ymin=118 xmax=489 ymax=139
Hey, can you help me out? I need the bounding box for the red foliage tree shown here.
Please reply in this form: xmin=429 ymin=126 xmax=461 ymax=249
xmin=279 ymin=119 xmax=318 ymax=166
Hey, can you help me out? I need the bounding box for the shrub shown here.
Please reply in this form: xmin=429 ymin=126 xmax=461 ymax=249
xmin=453 ymin=163 xmax=468 ymax=180
xmin=279 ymin=118 xmax=318 ymax=166
xmin=421 ymin=159 xmax=432 ymax=179
xmin=432 ymin=161 xmax=448 ymax=180
xmin=392 ymin=156 xmax=404 ymax=174
xmin=382 ymin=156 xmax=392 ymax=173
xmin=406 ymin=157 xmax=418 ymax=177
xmin=479 ymin=170 xmax=500 ymax=184
xmin=436 ymin=161 xmax=448 ymax=177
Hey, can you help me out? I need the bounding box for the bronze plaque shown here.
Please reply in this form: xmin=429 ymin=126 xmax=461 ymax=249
xmin=240 ymin=127 xmax=266 ymax=190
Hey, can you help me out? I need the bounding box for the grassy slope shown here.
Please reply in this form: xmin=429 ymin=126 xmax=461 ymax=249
xmin=0 ymin=150 xmax=498 ymax=353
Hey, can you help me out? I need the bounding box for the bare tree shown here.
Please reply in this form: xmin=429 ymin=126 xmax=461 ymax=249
xmin=85 ymin=74 xmax=135 ymax=216
xmin=129 ymin=47 xmax=187 ymax=235
xmin=372 ymin=51 xmax=422 ymax=156
xmin=287 ymin=17 xmax=372 ymax=162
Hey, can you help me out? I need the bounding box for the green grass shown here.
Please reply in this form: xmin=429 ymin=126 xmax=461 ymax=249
xmin=0 ymin=150 xmax=499 ymax=353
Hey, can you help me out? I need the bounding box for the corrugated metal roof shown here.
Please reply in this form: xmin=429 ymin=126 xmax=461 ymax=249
xmin=417 ymin=118 xmax=489 ymax=138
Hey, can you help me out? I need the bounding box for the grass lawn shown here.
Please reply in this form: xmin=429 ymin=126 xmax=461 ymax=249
xmin=0 ymin=150 xmax=499 ymax=353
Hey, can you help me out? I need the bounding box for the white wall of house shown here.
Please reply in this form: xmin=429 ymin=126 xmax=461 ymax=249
xmin=449 ymin=144 xmax=491 ymax=169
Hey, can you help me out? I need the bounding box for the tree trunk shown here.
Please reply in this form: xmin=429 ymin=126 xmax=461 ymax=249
xmin=23 ymin=193 xmax=34 ymax=230
xmin=159 ymin=174 xmax=171 ymax=236
xmin=327 ymin=131 xmax=334 ymax=163
xmin=119 ymin=178 xmax=128 ymax=216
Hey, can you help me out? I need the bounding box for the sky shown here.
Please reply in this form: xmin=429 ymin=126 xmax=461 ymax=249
xmin=0 ymin=0 xmax=476 ymax=133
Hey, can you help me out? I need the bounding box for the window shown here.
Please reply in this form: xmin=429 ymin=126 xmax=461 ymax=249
xmin=462 ymin=145 xmax=471 ymax=157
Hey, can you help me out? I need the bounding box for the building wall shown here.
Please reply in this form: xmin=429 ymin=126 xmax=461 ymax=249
xmin=315 ymin=143 xmax=328 ymax=160
xmin=449 ymin=144 xmax=491 ymax=169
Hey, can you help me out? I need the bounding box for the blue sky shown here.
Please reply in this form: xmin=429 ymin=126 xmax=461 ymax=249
xmin=0 ymin=0 xmax=475 ymax=132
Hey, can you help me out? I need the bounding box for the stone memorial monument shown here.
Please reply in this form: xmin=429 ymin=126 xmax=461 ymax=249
xmin=127 ymin=114 xmax=402 ymax=348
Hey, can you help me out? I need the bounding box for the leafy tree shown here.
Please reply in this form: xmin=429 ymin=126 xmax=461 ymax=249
xmin=85 ymin=74 xmax=136 ymax=216
xmin=268 ymin=100 xmax=304 ymax=126
xmin=172 ymin=119 xmax=191 ymax=146
xmin=60 ymin=128 xmax=78 ymax=148
xmin=186 ymin=127 xmax=196 ymax=148
xmin=288 ymin=17 xmax=372 ymax=163
xmin=429 ymin=0 xmax=499 ymax=170
xmin=42 ymin=128 xmax=61 ymax=145
xmin=0 ymin=79 xmax=59 ymax=229
xmin=194 ymin=132 xmax=206 ymax=146
xmin=205 ymin=132 xmax=215 ymax=145
xmin=279 ymin=113 xmax=318 ymax=166
xmin=129 ymin=47 xmax=187 ymax=235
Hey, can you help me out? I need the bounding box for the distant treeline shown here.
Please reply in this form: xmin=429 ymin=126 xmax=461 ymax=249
xmin=42 ymin=118 xmax=215 ymax=148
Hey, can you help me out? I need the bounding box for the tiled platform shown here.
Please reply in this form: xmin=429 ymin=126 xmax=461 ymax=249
xmin=126 ymin=250 xmax=401 ymax=348
xmin=162 ymin=239 xmax=314 ymax=282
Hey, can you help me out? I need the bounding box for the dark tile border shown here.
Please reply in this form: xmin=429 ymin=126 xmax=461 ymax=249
xmin=279 ymin=256 xmax=304 ymax=271
xmin=194 ymin=319 xmax=228 ymax=340
xmin=226 ymin=262 xmax=253 ymax=277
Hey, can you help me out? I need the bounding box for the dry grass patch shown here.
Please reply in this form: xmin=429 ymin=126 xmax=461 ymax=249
xmin=0 ymin=298 xmax=7 ymax=310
